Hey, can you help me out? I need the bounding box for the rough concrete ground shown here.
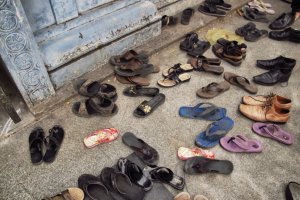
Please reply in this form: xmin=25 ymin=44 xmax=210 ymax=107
xmin=1 ymin=1 xmax=300 ymax=199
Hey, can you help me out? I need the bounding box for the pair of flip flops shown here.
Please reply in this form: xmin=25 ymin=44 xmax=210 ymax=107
xmin=123 ymin=85 xmax=165 ymax=117
xmin=72 ymin=79 xmax=118 ymax=117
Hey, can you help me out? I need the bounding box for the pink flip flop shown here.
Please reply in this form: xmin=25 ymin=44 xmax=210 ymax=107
xmin=252 ymin=123 xmax=293 ymax=145
xmin=84 ymin=128 xmax=119 ymax=148
xmin=220 ymin=135 xmax=263 ymax=153
xmin=177 ymin=147 xmax=215 ymax=160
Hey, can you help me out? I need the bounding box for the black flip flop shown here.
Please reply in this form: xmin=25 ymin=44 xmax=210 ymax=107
xmin=117 ymin=158 xmax=153 ymax=191
xmin=29 ymin=127 xmax=45 ymax=164
xmin=181 ymin=8 xmax=194 ymax=25
xmin=148 ymin=167 xmax=185 ymax=190
xmin=99 ymin=167 xmax=145 ymax=200
xmin=123 ymin=86 xmax=159 ymax=97
xmin=184 ymin=157 xmax=233 ymax=175
xmin=78 ymin=174 xmax=113 ymax=200
xmin=198 ymin=3 xmax=226 ymax=17
xmin=43 ymin=125 xmax=64 ymax=163
xmin=122 ymin=132 xmax=159 ymax=166
xmin=134 ymin=94 xmax=165 ymax=117
xmin=286 ymin=182 xmax=300 ymax=200
xmin=180 ymin=33 xmax=199 ymax=51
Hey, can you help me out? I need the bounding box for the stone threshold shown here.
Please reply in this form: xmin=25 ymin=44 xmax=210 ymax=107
xmin=7 ymin=0 xmax=249 ymax=137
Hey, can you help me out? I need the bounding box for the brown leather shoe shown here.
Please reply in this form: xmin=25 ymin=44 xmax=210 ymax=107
xmin=239 ymin=103 xmax=290 ymax=123
xmin=174 ymin=192 xmax=191 ymax=200
xmin=242 ymin=94 xmax=292 ymax=109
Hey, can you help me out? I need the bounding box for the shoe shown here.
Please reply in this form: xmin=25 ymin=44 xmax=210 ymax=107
xmin=269 ymin=13 xmax=295 ymax=30
xmin=174 ymin=192 xmax=191 ymax=200
xmin=289 ymin=28 xmax=300 ymax=43
xmin=198 ymin=2 xmax=227 ymax=17
xmin=181 ymin=8 xmax=194 ymax=25
xmin=256 ymin=55 xmax=296 ymax=70
xmin=180 ymin=32 xmax=199 ymax=51
xmin=253 ymin=67 xmax=294 ymax=85
xmin=242 ymin=6 xmax=269 ymax=23
xmin=242 ymin=94 xmax=292 ymax=109
xmin=205 ymin=0 xmax=232 ymax=10
xmin=269 ymin=27 xmax=300 ymax=43
xmin=239 ymin=103 xmax=290 ymax=123
xmin=235 ymin=22 xmax=256 ymax=37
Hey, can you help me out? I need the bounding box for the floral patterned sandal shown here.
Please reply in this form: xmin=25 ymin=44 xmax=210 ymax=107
xmin=84 ymin=128 xmax=119 ymax=148
xmin=177 ymin=147 xmax=215 ymax=160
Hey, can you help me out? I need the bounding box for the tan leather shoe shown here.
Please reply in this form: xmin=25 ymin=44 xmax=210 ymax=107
xmin=174 ymin=192 xmax=191 ymax=200
xmin=239 ymin=103 xmax=290 ymax=123
xmin=242 ymin=94 xmax=291 ymax=109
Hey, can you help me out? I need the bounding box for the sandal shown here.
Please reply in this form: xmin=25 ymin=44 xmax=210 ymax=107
xmin=220 ymin=135 xmax=263 ymax=153
xmin=78 ymin=174 xmax=113 ymax=200
xmin=43 ymin=125 xmax=65 ymax=163
xmin=195 ymin=117 xmax=234 ymax=148
xmin=189 ymin=58 xmax=224 ymax=75
xmin=212 ymin=43 xmax=243 ymax=66
xmin=252 ymin=122 xmax=293 ymax=145
xmin=187 ymin=41 xmax=211 ymax=57
xmin=133 ymin=93 xmax=165 ymax=117
xmin=100 ymin=167 xmax=145 ymax=200
xmin=123 ymin=85 xmax=159 ymax=97
xmin=29 ymin=127 xmax=45 ymax=164
xmin=42 ymin=188 xmax=84 ymax=200
xmin=242 ymin=6 xmax=269 ymax=23
xmin=148 ymin=167 xmax=185 ymax=190
xmin=162 ymin=63 xmax=193 ymax=77
xmin=114 ymin=58 xmax=154 ymax=77
xmin=184 ymin=157 xmax=233 ymax=174
xmin=180 ymin=33 xmax=199 ymax=51
xmin=122 ymin=132 xmax=159 ymax=165
xmin=117 ymin=158 xmax=153 ymax=191
xmin=157 ymin=71 xmax=191 ymax=88
xmin=197 ymin=56 xmax=221 ymax=65
xmin=84 ymin=128 xmax=119 ymax=148
xmin=72 ymin=97 xmax=118 ymax=117
xmin=110 ymin=50 xmax=148 ymax=66
xmin=115 ymin=75 xmax=150 ymax=86
xmin=198 ymin=3 xmax=226 ymax=17
xmin=244 ymin=29 xmax=268 ymax=42
xmin=196 ymin=81 xmax=230 ymax=99
xmin=162 ymin=15 xmax=178 ymax=26
xmin=181 ymin=8 xmax=194 ymax=25
xmin=235 ymin=22 xmax=256 ymax=37
xmin=224 ymin=72 xmax=258 ymax=94
xmin=177 ymin=147 xmax=215 ymax=160
xmin=179 ymin=102 xmax=227 ymax=121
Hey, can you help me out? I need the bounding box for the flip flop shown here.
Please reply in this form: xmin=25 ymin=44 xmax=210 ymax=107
xmin=220 ymin=135 xmax=263 ymax=153
xmin=244 ymin=29 xmax=268 ymax=42
xmin=42 ymin=188 xmax=84 ymax=200
xmin=157 ymin=72 xmax=191 ymax=87
xmin=184 ymin=157 xmax=233 ymax=175
xmin=189 ymin=58 xmax=224 ymax=75
xmin=43 ymin=125 xmax=64 ymax=163
xmin=83 ymin=128 xmax=119 ymax=148
xmin=162 ymin=63 xmax=193 ymax=77
xmin=179 ymin=102 xmax=227 ymax=121
xmin=78 ymin=174 xmax=113 ymax=200
xmin=115 ymin=75 xmax=150 ymax=86
xmin=195 ymin=117 xmax=234 ymax=148
xmin=148 ymin=167 xmax=185 ymax=190
xmin=286 ymin=182 xmax=300 ymax=200
xmin=110 ymin=50 xmax=148 ymax=66
xmin=252 ymin=122 xmax=293 ymax=145
xmin=177 ymin=147 xmax=215 ymax=160
xmin=196 ymin=81 xmax=230 ymax=99
xmin=197 ymin=56 xmax=222 ymax=65
xmin=123 ymin=85 xmax=159 ymax=97
xmin=29 ymin=127 xmax=45 ymax=164
xmin=134 ymin=94 xmax=165 ymax=118
xmin=122 ymin=132 xmax=159 ymax=165
xmin=187 ymin=41 xmax=211 ymax=57
xmin=224 ymin=72 xmax=258 ymax=94
xmin=114 ymin=58 xmax=154 ymax=77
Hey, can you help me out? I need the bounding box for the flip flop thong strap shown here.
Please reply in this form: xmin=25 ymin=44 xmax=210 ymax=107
xmin=227 ymin=135 xmax=251 ymax=150
xmin=193 ymin=103 xmax=218 ymax=118
xmin=203 ymin=82 xmax=223 ymax=92
xmin=44 ymin=136 xmax=60 ymax=151
xmin=205 ymin=123 xmax=227 ymax=140
xmin=259 ymin=124 xmax=281 ymax=138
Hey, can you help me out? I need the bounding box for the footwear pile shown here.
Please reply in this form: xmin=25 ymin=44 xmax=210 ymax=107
xmin=238 ymin=5 xmax=269 ymax=23
xmin=212 ymin=38 xmax=247 ymax=66
xmin=239 ymin=94 xmax=292 ymax=123
xmin=198 ymin=0 xmax=232 ymax=17
xmin=253 ymin=56 xmax=296 ymax=86
xmin=180 ymin=32 xmax=211 ymax=57
xmin=110 ymin=50 xmax=159 ymax=86
xmin=235 ymin=22 xmax=268 ymax=42
xmin=72 ymin=79 xmax=118 ymax=117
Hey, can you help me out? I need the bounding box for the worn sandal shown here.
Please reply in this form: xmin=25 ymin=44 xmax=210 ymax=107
xmin=134 ymin=94 xmax=165 ymax=117
xmin=42 ymin=188 xmax=84 ymax=200
xmin=177 ymin=147 xmax=215 ymax=160
xmin=110 ymin=50 xmax=148 ymax=66
xmin=29 ymin=127 xmax=45 ymax=164
xmin=179 ymin=102 xmax=227 ymax=121
xmin=224 ymin=72 xmax=258 ymax=94
xmin=115 ymin=58 xmax=154 ymax=77
xmin=220 ymin=135 xmax=263 ymax=153
xmin=162 ymin=63 xmax=193 ymax=77
xmin=180 ymin=32 xmax=199 ymax=51
xmin=158 ymin=72 xmax=191 ymax=87
xmin=123 ymin=85 xmax=159 ymax=97
xmin=115 ymin=75 xmax=150 ymax=86
xmin=189 ymin=58 xmax=224 ymax=75
xmin=84 ymin=128 xmax=119 ymax=148
xmin=197 ymin=81 xmax=230 ymax=99
xmin=187 ymin=41 xmax=211 ymax=57
xmin=198 ymin=3 xmax=226 ymax=17
xmin=43 ymin=125 xmax=65 ymax=163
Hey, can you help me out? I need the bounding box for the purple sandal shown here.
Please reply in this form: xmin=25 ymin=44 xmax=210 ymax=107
xmin=220 ymin=135 xmax=263 ymax=153
xmin=252 ymin=122 xmax=293 ymax=145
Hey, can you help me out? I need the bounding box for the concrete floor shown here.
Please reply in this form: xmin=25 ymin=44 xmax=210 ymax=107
xmin=1 ymin=1 xmax=300 ymax=200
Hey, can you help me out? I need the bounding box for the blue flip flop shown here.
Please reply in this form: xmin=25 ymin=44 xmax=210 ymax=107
xmin=195 ymin=117 xmax=234 ymax=148
xmin=179 ymin=103 xmax=226 ymax=121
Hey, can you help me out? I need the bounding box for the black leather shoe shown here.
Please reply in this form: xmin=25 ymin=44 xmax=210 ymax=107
xmin=256 ymin=56 xmax=296 ymax=70
xmin=253 ymin=68 xmax=294 ymax=85
xmin=205 ymin=0 xmax=232 ymax=10
xmin=269 ymin=13 xmax=295 ymax=30
xmin=269 ymin=27 xmax=291 ymax=41
xmin=290 ymin=28 xmax=300 ymax=43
